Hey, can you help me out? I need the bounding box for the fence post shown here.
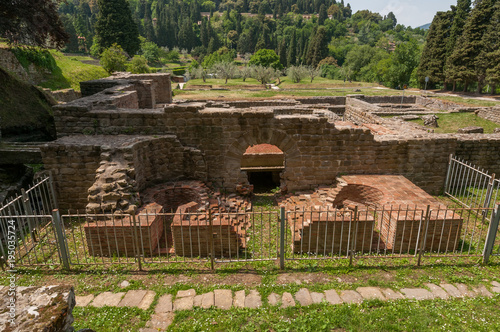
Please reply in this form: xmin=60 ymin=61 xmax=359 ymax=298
xmin=349 ymin=206 xmax=358 ymax=266
xmin=48 ymin=172 xmax=59 ymax=210
xmin=482 ymin=174 xmax=496 ymax=218
xmin=208 ymin=209 xmax=215 ymax=271
xmin=280 ymin=206 xmax=285 ymax=270
xmin=52 ymin=209 xmax=70 ymax=270
xmin=132 ymin=214 xmax=143 ymax=271
xmin=483 ymin=204 xmax=500 ymax=264
xmin=443 ymin=154 xmax=453 ymax=194
xmin=417 ymin=205 xmax=431 ymax=266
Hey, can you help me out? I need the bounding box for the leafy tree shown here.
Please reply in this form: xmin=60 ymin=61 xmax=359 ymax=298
xmin=100 ymin=44 xmax=128 ymax=73
xmin=239 ymin=66 xmax=252 ymax=81
xmin=213 ymin=62 xmax=238 ymax=83
xmin=251 ymin=65 xmax=277 ymax=84
xmin=94 ymin=0 xmax=140 ymax=56
xmin=249 ymin=49 xmax=282 ymax=69
xmin=387 ymin=39 xmax=421 ymax=88
xmin=202 ymin=47 xmax=235 ymax=68
xmin=286 ymin=65 xmax=307 ymax=83
xmin=130 ymin=55 xmax=150 ymax=73
xmin=140 ymin=39 xmax=161 ymax=64
xmin=0 ymin=0 xmax=69 ymax=48
xmin=305 ymin=65 xmax=321 ymax=83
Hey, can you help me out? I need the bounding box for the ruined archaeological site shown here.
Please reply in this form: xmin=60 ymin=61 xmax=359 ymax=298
xmin=36 ymin=73 xmax=500 ymax=258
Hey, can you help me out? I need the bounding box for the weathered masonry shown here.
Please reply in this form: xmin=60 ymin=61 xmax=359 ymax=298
xmin=41 ymin=74 xmax=500 ymax=212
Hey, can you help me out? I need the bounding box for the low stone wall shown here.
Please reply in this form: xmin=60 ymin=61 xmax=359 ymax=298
xmin=51 ymin=88 xmax=82 ymax=103
xmin=477 ymin=107 xmax=500 ymax=125
xmin=362 ymin=95 xmax=416 ymax=104
xmin=345 ymin=98 xmax=385 ymax=124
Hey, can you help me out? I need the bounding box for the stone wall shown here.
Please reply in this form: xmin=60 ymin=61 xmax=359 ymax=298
xmin=477 ymin=107 xmax=500 ymax=125
xmin=50 ymin=88 xmax=82 ymax=103
xmin=455 ymin=136 xmax=500 ymax=174
xmin=41 ymin=143 xmax=101 ymax=211
xmin=0 ymin=49 xmax=47 ymax=84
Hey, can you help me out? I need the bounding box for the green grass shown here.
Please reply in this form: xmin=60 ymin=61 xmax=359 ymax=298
xmin=433 ymin=95 xmax=500 ymax=107
xmin=72 ymin=306 xmax=150 ymax=332
xmin=404 ymin=112 xmax=500 ymax=134
xmin=168 ymin=296 xmax=500 ymax=332
xmin=38 ymin=50 xmax=108 ymax=91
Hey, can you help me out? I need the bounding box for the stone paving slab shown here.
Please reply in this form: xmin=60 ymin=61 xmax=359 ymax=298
xmin=138 ymin=290 xmax=156 ymax=310
xmin=177 ymin=289 xmax=196 ymax=298
xmin=91 ymin=292 xmax=125 ymax=307
xmin=440 ymin=284 xmax=461 ymax=298
xmin=401 ymin=288 xmax=434 ymax=300
xmin=194 ymin=295 xmax=203 ymax=307
xmin=324 ymin=290 xmax=342 ymax=305
xmin=295 ymin=288 xmax=313 ymax=306
xmin=340 ymin=290 xmax=363 ymax=304
xmin=214 ymin=289 xmax=232 ymax=310
xmin=473 ymin=285 xmax=493 ymax=297
xmin=492 ymin=281 xmax=500 ymax=293
xmin=245 ymin=290 xmax=262 ymax=309
xmin=145 ymin=312 xmax=174 ymax=330
xmin=281 ymin=292 xmax=295 ymax=308
xmin=118 ymin=290 xmax=148 ymax=307
xmin=202 ymin=292 xmax=215 ymax=309
xmin=75 ymin=295 xmax=94 ymax=307
xmin=233 ymin=290 xmax=245 ymax=308
xmin=455 ymin=283 xmax=475 ymax=297
xmin=155 ymin=294 xmax=173 ymax=313
xmin=356 ymin=287 xmax=385 ymax=301
xmin=424 ymin=283 xmax=449 ymax=300
xmin=268 ymin=293 xmax=280 ymax=306
xmin=380 ymin=288 xmax=404 ymax=301
xmin=310 ymin=292 xmax=324 ymax=304
xmin=174 ymin=296 xmax=194 ymax=311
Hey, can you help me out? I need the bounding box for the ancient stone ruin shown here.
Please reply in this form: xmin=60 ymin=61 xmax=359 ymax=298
xmin=39 ymin=73 xmax=500 ymax=257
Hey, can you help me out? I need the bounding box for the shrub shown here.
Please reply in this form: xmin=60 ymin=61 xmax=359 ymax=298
xmin=129 ymin=55 xmax=149 ymax=74
xmin=100 ymin=44 xmax=127 ymax=74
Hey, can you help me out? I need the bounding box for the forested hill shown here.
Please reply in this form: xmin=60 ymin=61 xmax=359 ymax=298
xmin=58 ymin=0 xmax=426 ymax=87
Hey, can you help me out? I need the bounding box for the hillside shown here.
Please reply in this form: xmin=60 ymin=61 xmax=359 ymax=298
xmin=0 ymin=67 xmax=55 ymax=141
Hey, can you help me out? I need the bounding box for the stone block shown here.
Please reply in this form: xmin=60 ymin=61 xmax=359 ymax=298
xmin=356 ymin=287 xmax=385 ymax=301
xmin=214 ymin=289 xmax=232 ymax=309
xmin=281 ymin=292 xmax=296 ymax=308
xmin=324 ymin=290 xmax=343 ymax=305
xmin=340 ymin=290 xmax=363 ymax=304
xmin=91 ymin=292 xmax=125 ymax=307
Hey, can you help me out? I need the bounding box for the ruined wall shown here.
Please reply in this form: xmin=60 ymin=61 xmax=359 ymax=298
xmin=477 ymin=107 xmax=500 ymax=125
xmin=345 ymin=98 xmax=385 ymax=124
xmin=455 ymin=136 xmax=500 ymax=175
xmin=41 ymin=143 xmax=101 ymax=211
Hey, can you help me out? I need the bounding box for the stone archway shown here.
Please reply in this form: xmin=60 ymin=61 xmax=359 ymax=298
xmin=221 ymin=128 xmax=300 ymax=192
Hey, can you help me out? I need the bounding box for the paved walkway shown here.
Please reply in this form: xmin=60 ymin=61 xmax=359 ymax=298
xmin=75 ymin=281 xmax=500 ymax=331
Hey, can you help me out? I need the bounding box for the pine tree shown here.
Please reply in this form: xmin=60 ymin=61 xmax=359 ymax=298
xmin=444 ymin=0 xmax=471 ymax=89
xmin=94 ymin=0 xmax=140 ymax=55
xmin=482 ymin=1 xmax=500 ymax=92
xmin=447 ymin=0 xmax=496 ymax=92
xmin=417 ymin=10 xmax=454 ymax=88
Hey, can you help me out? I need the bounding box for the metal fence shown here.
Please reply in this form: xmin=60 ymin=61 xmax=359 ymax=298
xmin=444 ymin=155 xmax=499 ymax=218
xmin=0 ymin=174 xmax=59 ymax=262
xmin=444 ymin=155 xmax=500 ymax=257
xmin=3 ymin=203 xmax=499 ymax=270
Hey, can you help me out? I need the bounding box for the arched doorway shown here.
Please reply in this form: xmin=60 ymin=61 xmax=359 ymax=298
xmin=241 ymin=144 xmax=284 ymax=192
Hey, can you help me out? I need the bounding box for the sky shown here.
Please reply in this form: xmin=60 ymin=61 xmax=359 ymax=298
xmin=348 ymin=0 xmax=457 ymax=28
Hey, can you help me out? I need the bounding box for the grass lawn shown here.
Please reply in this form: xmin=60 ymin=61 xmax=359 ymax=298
xmin=38 ymin=50 xmax=109 ymax=91
xmin=432 ymin=95 xmax=500 ymax=108
xmin=405 ymin=112 xmax=500 ymax=134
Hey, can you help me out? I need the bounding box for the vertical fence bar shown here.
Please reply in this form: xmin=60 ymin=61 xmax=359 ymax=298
xmin=208 ymin=209 xmax=214 ymax=270
xmin=482 ymin=174 xmax=496 ymax=218
xmin=483 ymin=204 xmax=500 ymax=264
xmin=417 ymin=206 xmax=431 ymax=266
xmin=280 ymin=206 xmax=285 ymax=270
xmin=444 ymin=154 xmax=453 ymax=194
xmin=52 ymin=209 xmax=70 ymax=270
xmin=132 ymin=214 xmax=142 ymax=271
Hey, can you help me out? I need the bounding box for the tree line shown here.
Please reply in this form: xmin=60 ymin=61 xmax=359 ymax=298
xmin=418 ymin=0 xmax=499 ymax=93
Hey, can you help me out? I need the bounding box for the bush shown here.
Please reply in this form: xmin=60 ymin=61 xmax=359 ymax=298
xmin=171 ymin=66 xmax=186 ymax=75
xmin=12 ymin=47 xmax=57 ymax=71
xmin=100 ymin=44 xmax=128 ymax=74
xmin=129 ymin=55 xmax=149 ymax=74
xmin=286 ymin=65 xmax=308 ymax=83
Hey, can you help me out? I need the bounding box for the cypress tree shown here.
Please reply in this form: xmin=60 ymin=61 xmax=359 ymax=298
xmin=447 ymin=0 xmax=496 ymax=92
xmin=417 ymin=10 xmax=454 ymax=88
xmin=306 ymin=26 xmax=328 ymax=67
xmin=287 ymin=29 xmax=297 ymax=66
xmin=94 ymin=0 xmax=140 ymax=55
xmin=444 ymin=0 xmax=471 ymax=89
xmin=279 ymin=38 xmax=287 ymax=68
xmin=481 ymin=1 xmax=500 ymax=92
